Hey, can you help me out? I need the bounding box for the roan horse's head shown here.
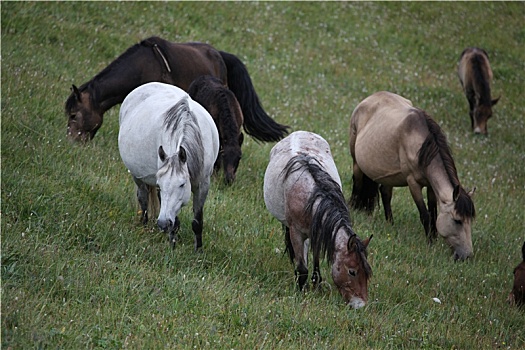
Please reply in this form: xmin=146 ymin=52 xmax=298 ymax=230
xmin=437 ymin=186 xmax=476 ymax=261
xmin=156 ymin=145 xmax=192 ymax=242
xmin=331 ymin=234 xmax=373 ymax=309
xmin=472 ymin=97 xmax=499 ymax=135
xmin=65 ymin=85 xmax=103 ymax=142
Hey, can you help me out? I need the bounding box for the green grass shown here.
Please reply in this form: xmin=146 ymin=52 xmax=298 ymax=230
xmin=2 ymin=2 xmax=524 ymax=349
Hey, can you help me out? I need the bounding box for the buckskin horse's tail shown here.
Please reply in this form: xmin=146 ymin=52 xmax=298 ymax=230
xmin=349 ymin=173 xmax=379 ymax=213
xmin=219 ymin=51 xmax=289 ymax=142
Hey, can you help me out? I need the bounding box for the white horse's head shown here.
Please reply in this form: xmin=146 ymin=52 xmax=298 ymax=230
xmin=156 ymin=145 xmax=191 ymax=235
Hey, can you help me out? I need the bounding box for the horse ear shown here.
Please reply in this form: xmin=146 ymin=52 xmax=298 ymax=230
xmin=347 ymin=235 xmax=357 ymax=251
xmin=362 ymin=235 xmax=373 ymax=249
xmin=158 ymin=146 xmax=167 ymax=162
xmin=467 ymin=186 xmax=476 ymax=197
xmin=71 ymin=85 xmax=81 ymax=101
xmin=492 ymin=96 xmax=500 ymax=106
xmin=178 ymin=146 xmax=187 ymax=163
xmin=453 ymin=185 xmax=460 ymax=201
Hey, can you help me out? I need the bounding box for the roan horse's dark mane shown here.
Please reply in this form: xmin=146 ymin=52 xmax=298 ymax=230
xmin=417 ymin=110 xmax=476 ymax=219
xmin=282 ymin=154 xmax=371 ymax=278
xmin=163 ymin=98 xmax=204 ymax=180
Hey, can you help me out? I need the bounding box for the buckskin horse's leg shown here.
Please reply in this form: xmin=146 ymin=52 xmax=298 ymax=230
xmin=407 ymin=179 xmax=431 ymax=240
xmin=379 ymin=185 xmax=394 ymax=224
xmin=427 ymin=186 xmax=438 ymax=240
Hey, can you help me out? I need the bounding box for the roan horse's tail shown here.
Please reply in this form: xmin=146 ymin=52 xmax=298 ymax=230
xmin=349 ymin=173 xmax=379 ymax=213
xmin=219 ymin=51 xmax=289 ymax=142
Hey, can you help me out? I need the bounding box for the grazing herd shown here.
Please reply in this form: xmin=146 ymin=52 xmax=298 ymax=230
xmin=66 ymin=37 xmax=523 ymax=309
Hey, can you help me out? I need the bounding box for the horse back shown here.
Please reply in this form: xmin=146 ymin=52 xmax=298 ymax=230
xmin=153 ymin=39 xmax=227 ymax=90
xmin=458 ymin=47 xmax=493 ymax=90
xmin=350 ymin=92 xmax=428 ymax=186
xmin=264 ymin=131 xmax=340 ymax=225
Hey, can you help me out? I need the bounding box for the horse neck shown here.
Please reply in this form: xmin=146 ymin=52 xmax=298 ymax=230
xmin=426 ymin=156 xmax=456 ymax=206
xmin=90 ymin=48 xmax=156 ymax=112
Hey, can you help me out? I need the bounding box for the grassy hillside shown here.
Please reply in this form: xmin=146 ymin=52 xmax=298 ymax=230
xmin=2 ymin=2 xmax=524 ymax=348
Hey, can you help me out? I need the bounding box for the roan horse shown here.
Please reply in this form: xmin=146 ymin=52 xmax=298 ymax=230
xmin=264 ymin=131 xmax=372 ymax=308
xmin=118 ymin=82 xmax=219 ymax=250
xmin=458 ymin=47 xmax=499 ymax=135
xmin=187 ymin=75 xmax=244 ymax=185
xmin=349 ymin=91 xmax=475 ymax=260
xmin=66 ymin=36 xmax=288 ymax=142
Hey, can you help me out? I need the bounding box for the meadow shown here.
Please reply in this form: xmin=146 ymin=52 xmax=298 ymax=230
xmin=2 ymin=2 xmax=524 ymax=349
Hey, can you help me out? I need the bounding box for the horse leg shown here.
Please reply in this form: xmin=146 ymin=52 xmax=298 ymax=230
xmin=466 ymin=88 xmax=476 ymax=129
xmin=380 ymin=185 xmax=394 ymax=224
xmin=427 ymin=187 xmax=438 ymax=240
xmin=289 ymin=226 xmax=308 ymax=290
xmin=311 ymin=239 xmax=323 ymax=288
xmin=407 ymin=179 xmax=431 ymax=241
xmin=133 ymin=177 xmax=149 ymax=225
xmin=191 ymin=181 xmax=211 ymax=252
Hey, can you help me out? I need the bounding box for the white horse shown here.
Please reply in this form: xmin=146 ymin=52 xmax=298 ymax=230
xmin=263 ymin=131 xmax=372 ymax=309
xmin=119 ymin=82 xmax=219 ymax=250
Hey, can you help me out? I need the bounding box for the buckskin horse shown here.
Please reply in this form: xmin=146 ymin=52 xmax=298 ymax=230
xmin=264 ymin=131 xmax=372 ymax=308
xmin=349 ymin=91 xmax=475 ymax=260
xmin=118 ymin=82 xmax=219 ymax=250
xmin=66 ymin=36 xmax=288 ymax=142
xmin=458 ymin=47 xmax=499 ymax=135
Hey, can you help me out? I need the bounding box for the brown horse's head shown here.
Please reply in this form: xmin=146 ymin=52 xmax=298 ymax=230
xmin=472 ymin=97 xmax=499 ymax=135
xmin=331 ymin=234 xmax=372 ymax=309
xmin=65 ymin=85 xmax=103 ymax=142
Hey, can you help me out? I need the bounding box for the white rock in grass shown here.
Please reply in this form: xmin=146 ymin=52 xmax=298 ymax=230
xmin=432 ymin=297 xmax=442 ymax=304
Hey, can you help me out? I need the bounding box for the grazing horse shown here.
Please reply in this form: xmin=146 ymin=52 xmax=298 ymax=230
xmin=458 ymin=47 xmax=499 ymax=135
xmin=349 ymin=91 xmax=475 ymax=260
xmin=508 ymin=241 xmax=525 ymax=308
xmin=264 ymin=131 xmax=372 ymax=308
xmin=66 ymin=36 xmax=288 ymax=142
xmin=118 ymin=82 xmax=219 ymax=250
xmin=187 ymin=75 xmax=244 ymax=185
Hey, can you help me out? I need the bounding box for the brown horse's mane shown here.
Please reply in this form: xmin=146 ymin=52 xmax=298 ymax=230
xmin=417 ymin=110 xmax=475 ymax=219
xmin=282 ymin=154 xmax=371 ymax=278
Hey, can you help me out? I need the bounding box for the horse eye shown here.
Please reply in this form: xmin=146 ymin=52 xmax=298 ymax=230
xmin=454 ymin=219 xmax=462 ymax=225
xmin=179 ymin=183 xmax=185 ymax=188
xmin=348 ymin=269 xmax=356 ymax=277
xmin=69 ymin=114 xmax=76 ymax=120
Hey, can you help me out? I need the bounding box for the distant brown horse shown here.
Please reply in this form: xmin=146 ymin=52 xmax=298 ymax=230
xmin=508 ymin=241 xmax=525 ymax=308
xmin=65 ymin=36 xmax=288 ymax=142
xmin=188 ymin=76 xmax=244 ymax=185
xmin=349 ymin=91 xmax=476 ymax=260
xmin=458 ymin=47 xmax=499 ymax=135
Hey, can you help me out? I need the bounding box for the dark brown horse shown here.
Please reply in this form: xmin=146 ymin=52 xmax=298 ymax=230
xmin=65 ymin=36 xmax=288 ymax=142
xmin=458 ymin=47 xmax=499 ymax=135
xmin=188 ymin=75 xmax=244 ymax=185
xmin=508 ymin=241 xmax=525 ymax=308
